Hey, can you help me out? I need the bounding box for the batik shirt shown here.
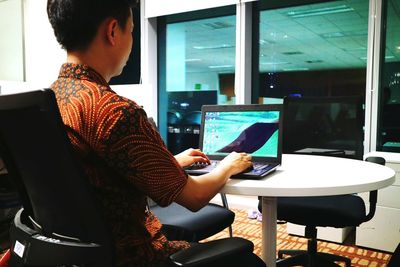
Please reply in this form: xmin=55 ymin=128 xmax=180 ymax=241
xmin=51 ymin=63 xmax=190 ymax=266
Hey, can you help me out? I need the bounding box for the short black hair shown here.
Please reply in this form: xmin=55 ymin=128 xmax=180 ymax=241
xmin=47 ymin=0 xmax=137 ymax=52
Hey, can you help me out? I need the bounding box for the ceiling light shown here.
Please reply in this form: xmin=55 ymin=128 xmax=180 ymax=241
xmin=322 ymin=30 xmax=367 ymax=39
xmin=208 ymin=65 xmax=234 ymax=69
xmin=203 ymin=22 xmax=234 ymax=30
xmin=360 ymin=56 xmax=395 ymax=60
xmin=343 ymin=47 xmax=367 ymax=52
xmin=283 ymin=67 xmax=309 ymax=71
xmin=287 ymin=5 xmax=354 ymax=18
xmin=185 ymin=59 xmax=202 ymax=62
xmin=321 ymin=32 xmax=345 ymax=38
xmin=260 ymin=39 xmax=267 ymax=45
xmin=259 ymin=39 xmax=276 ymax=45
xmin=193 ymin=44 xmax=234 ymax=50
xmin=261 ymin=62 xmax=290 ymax=65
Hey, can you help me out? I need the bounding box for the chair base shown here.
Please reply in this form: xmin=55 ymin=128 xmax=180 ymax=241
xmin=277 ymin=249 xmax=351 ymax=267
xmin=277 ymin=226 xmax=352 ymax=267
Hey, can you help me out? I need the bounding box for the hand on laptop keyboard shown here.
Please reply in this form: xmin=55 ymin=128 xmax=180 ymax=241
xmin=188 ymin=161 xmax=217 ymax=170
xmin=189 ymin=162 xmax=209 ymax=170
xmin=175 ymin=148 xmax=210 ymax=168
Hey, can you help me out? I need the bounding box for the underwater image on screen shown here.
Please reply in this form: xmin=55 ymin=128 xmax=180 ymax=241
xmin=202 ymin=111 xmax=279 ymax=157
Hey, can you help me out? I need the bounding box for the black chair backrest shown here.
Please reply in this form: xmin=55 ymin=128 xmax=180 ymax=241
xmin=0 ymin=89 xmax=113 ymax=251
xmin=283 ymin=95 xmax=364 ymax=160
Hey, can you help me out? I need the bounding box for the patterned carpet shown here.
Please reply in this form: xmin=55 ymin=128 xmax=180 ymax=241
xmin=203 ymin=208 xmax=393 ymax=267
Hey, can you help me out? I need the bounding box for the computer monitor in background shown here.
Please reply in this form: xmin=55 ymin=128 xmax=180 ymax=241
xmin=283 ymin=95 xmax=364 ymax=159
xmin=167 ymin=91 xmax=218 ymax=154
xmin=168 ymin=91 xmax=218 ymax=113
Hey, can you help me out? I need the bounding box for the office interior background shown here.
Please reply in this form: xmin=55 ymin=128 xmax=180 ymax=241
xmin=0 ymin=0 xmax=399 ymax=253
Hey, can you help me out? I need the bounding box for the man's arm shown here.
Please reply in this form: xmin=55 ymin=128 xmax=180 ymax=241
xmin=175 ymin=152 xmax=252 ymax=211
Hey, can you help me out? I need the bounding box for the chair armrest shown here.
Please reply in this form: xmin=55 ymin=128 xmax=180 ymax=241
xmin=169 ymin=237 xmax=253 ymax=267
xmin=220 ymin=193 xmax=229 ymax=209
xmin=9 ymin=209 xmax=111 ymax=266
xmin=363 ymin=156 xmax=385 ymax=223
xmin=364 ymin=190 xmax=378 ymax=222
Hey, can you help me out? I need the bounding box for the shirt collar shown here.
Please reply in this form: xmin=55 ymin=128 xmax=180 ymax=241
xmin=58 ymin=63 xmax=108 ymax=86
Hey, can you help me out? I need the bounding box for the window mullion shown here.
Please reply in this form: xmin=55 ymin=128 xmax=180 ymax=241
xmin=235 ymin=2 xmax=253 ymax=104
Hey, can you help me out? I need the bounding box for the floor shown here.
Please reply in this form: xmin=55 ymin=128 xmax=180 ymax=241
xmin=211 ymin=194 xmax=259 ymax=211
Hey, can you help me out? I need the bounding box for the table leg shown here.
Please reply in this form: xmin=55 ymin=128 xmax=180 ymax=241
xmin=261 ymin=196 xmax=277 ymax=267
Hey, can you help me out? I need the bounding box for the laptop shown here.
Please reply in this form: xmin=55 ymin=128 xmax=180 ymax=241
xmin=185 ymin=104 xmax=283 ymax=179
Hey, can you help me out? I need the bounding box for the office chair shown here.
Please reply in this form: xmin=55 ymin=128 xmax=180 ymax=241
xmin=0 ymin=89 xmax=254 ymax=267
xmin=258 ymin=158 xmax=383 ymax=267
xmin=150 ymin=195 xmax=234 ymax=241
xmin=258 ymin=96 xmax=382 ymax=267
xmin=0 ymin=174 xmax=21 ymax=248
xmin=0 ymin=165 xmax=21 ymax=252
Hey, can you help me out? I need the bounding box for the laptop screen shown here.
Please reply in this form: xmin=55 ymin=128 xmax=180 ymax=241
xmin=201 ymin=108 xmax=281 ymax=159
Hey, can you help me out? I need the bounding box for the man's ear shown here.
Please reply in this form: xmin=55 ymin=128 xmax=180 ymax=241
xmin=106 ymin=19 xmax=118 ymax=46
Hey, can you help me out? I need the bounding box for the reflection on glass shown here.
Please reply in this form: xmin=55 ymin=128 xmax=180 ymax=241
xmin=165 ymin=14 xmax=236 ymax=154
xmin=257 ymin=0 xmax=369 ymax=104
xmin=377 ymin=0 xmax=400 ymax=152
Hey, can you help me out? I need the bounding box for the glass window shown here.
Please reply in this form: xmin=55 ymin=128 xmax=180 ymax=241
xmin=377 ymin=0 xmax=400 ymax=152
xmin=254 ymin=0 xmax=370 ymax=156
xmin=158 ymin=7 xmax=236 ymax=154
xmin=254 ymin=0 xmax=370 ymax=104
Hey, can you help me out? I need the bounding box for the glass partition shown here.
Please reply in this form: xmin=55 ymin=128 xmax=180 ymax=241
xmin=252 ymin=0 xmax=370 ymax=154
xmin=377 ymin=0 xmax=400 ymax=152
xmin=158 ymin=7 xmax=236 ymax=153
xmin=254 ymin=0 xmax=370 ymax=104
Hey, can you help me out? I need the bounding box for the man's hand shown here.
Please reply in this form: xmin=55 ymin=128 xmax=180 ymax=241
xmin=175 ymin=148 xmax=210 ymax=168
xmin=215 ymin=152 xmax=252 ymax=177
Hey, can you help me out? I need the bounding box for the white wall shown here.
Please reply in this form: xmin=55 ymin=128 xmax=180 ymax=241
xmin=0 ymin=80 xmax=33 ymax=95
xmin=111 ymin=84 xmax=156 ymax=118
xmin=144 ymin=0 xmax=256 ymax=18
xmin=0 ymin=0 xmax=24 ymax=81
xmin=0 ymin=0 xmax=66 ymax=90
xmin=0 ymin=0 xmax=153 ymax=113
xmin=23 ymin=0 xmax=66 ymax=88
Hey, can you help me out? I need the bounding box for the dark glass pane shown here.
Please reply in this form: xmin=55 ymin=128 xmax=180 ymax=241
xmin=377 ymin=0 xmax=400 ymax=152
xmin=255 ymin=0 xmax=369 ymax=104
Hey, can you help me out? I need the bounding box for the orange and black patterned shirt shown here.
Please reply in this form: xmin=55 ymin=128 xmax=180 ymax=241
xmin=50 ymin=63 xmax=190 ymax=267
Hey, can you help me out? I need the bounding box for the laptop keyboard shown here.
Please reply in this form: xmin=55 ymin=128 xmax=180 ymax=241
xmin=187 ymin=160 xmax=218 ymax=170
xmin=187 ymin=161 xmax=270 ymax=174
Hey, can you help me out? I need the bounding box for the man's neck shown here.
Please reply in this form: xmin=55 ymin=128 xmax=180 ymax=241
xmin=67 ymin=51 xmax=112 ymax=83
